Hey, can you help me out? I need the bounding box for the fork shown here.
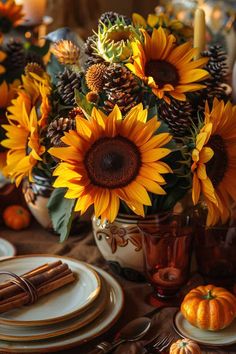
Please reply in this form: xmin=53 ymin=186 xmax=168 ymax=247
xmin=144 ymin=332 xmax=174 ymax=353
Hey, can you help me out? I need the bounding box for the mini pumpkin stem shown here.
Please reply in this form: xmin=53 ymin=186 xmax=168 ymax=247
xmin=204 ymin=289 xmax=215 ymax=300
xmin=180 ymin=340 xmax=188 ymax=348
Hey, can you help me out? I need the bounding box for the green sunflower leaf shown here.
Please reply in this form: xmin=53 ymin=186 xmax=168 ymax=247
xmin=75 ymin=90 xmax=94 ymax=115
xmin=47 ymin=188 xmax=76 ymax=242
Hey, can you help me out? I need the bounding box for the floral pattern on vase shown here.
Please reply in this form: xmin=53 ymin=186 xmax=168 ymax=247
xmin=22 ymin=175 xmax=53 ymax=229
xmin=92 ymin=214 xmax=146 ymax=282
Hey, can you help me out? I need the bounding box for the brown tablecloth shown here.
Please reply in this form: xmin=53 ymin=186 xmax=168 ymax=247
xmin=0 ymin=222 xmax=235 ymax=354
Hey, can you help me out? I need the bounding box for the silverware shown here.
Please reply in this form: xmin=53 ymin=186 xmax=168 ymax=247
xmin=144 ymin=332 xmax=175 ymax=353
xmin=87 ymin=316 xmax=151 ymax=354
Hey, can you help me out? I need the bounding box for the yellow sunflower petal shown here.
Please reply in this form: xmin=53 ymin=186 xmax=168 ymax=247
xmin=192 ymin=173 xmax=201 ymax=205
xmin=132 ymin=13 xmax=147 ymax=27
xmin=142 ymin=148 xmax=170 ymax=162
xmin=125 ymin=200 xmax=145 ymax=217
xmin=136 ymin=176 xmax=166 ymax=194
xmin=124 ymin=181 xmax=152 ymax=206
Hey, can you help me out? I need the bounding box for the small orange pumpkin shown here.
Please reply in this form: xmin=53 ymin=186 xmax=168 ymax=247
xmin=169 ymin=338 xmax=201 ymax=354
xmin=3 ymin=205 xmax=31 ymax=230
xmin=181 ymin=284 xmax=236 ymax=331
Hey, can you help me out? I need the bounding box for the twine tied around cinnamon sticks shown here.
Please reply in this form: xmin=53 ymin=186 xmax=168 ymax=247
xmin=0 ymin=271 xmax=38 ymax=305
xmin=0 ymin=261 xmax=76 ymax=313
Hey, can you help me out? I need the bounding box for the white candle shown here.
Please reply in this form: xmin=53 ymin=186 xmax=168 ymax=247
xmin=232 ymin=61 xmax=236 ymax=104
xmin=194 ymin=8 xmax=206 ymax=60
xmin=15 ymin=0 xmax=47 ymax=25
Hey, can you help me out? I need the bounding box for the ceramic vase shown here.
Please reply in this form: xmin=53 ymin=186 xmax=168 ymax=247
xmin=22 ymin=175 xmax=53 ymax=229
xmin=92 ymin=214 xmax=152 ymax=282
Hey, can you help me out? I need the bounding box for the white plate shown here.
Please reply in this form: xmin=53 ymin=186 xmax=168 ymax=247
xmin=0 ymin=258 xmax=124 ymax=353
xmin=0 ymin=238 xmax=16 ymax=258
xmin=174 ymin=311 xmax=236 ymax=346
xmin=0 ymin=256 xmax=101 ymax=326
xmin=0 ymin=275 xmax=108 ymax=341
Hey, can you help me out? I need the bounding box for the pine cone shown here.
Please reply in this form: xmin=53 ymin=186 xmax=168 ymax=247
xmin=158 ymin=99 xmax=195 ymax=137
xmin=103 ymin=64 xmax=141 ymax=114
xmin=84 ymin=35 xmax=104 ymax=69
xmin=202 ymin=45 xmax=228 ymax=83
xmin=99 ymin=12 xmax=131 ymax=26
xmin=5 ymin=40 xmax=25 ymax=71
xmin=199 ymin=45 xmax=228 ymax=107
xmin=47 ymin=117 xmax=76 ymax=147
xmin=57 ymin=68 xmax=83 ymax=106
xmin=68 ymin=106 xmax=85 ymax=119
xmin=25 ymin=51 xmax=45 ymax=69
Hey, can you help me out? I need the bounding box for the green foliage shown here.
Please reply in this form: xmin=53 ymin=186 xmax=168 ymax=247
xmin=75 ymin=90 xmax=94 ymax=115
xmin=47 ymin=188 xmax=76 ymax=242
xmin=25 ymin=40 xmax=50 ymax=57
xmin=47 ymin=54 xmax=64 ymax=85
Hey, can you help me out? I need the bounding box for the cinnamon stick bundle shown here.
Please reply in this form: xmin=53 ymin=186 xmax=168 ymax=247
xmin=0 ymin=261 xmax=76 ymax=313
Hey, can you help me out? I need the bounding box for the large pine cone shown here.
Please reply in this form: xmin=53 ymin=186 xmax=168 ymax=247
xmin=47 ymin=117 xmax=76 ymax=147
xmin=57 ymin=68 xmax=83 ymax=106
xmin=5 ymin=40 xmax=25 ymax=71
xmin=202 ymin=45 xmax=228 ymax=83
xmin=199 ymin=45 xmax=228 ymax=107
xmin=158 ymin=99 xmax=195 ymax=137
xmin=103 ymin=64 xmax=141 ymax=114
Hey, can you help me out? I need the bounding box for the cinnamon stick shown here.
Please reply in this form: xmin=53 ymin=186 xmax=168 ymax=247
xmin=0 ymin=272 xmax=75 ymax=313
xmin=0 ymin=268 xmax=72 ymax=305
xmin=0 ymin=261 xmax=76 ymax=313
xmin=0 ymin=261 xmax=62 ymax=291
xmin=0 ymin=263 xmax=69 ymax=301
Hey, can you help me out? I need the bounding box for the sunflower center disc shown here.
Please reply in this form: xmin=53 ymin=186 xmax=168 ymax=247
xmin=84 ymin=136 xmax=141 ymax=189
xmin=145 ymin=60 xmax=179 ymax=88
xmin=206 ymin=134 xmax=228 ymax=187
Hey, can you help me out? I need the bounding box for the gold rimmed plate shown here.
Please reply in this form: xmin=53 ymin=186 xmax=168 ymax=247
xmin=173 ymin=311 xmax=236 ymax=346
xmin=0 ymin=263 xmax=124 ymax=353
xmin=0 ymin=275 xmax=108 ymax=341
xmin=0 ymin=255 xmax=101 ymax=326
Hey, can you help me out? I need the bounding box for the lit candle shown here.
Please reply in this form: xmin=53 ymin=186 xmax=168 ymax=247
xmin=194 ymin=8 xmax=206 ymax=60
xmin=15 ymin=0 xmax=47 ymax=25
xmin=153 ymin=267 xmax=184 ymax=288
xmin=232 ymin=61 xmax=236 ymax=104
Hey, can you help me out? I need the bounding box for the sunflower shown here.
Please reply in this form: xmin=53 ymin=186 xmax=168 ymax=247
xmin=0 ymin=0 xmax=24 ymax=33
xmin=191 ymin=98 xmax=236 ymax=226
xmin=94 ymin=20 xmax=141 ymax=63
xmin=132 ymin=12 xmax=188 ymax=33
xmin=0 ymin=80 xmax=20 ymax=110
xmin=126 ymin=27 xmax=209 ymax=103
xmin=132 ymin=13 xmax=193 ymax=41
xmin=1 ymin=102 xmax=45 ymax=187
xmin=20 ymin=72 xmax=51 ymax=127
xmin=49 ymin=104 xmax=173 ymax=222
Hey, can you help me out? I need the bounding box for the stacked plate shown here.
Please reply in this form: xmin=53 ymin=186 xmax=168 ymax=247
xmin=0 ymin=238 xmax=16 ymax=258
xmin=0 ymin=255 xmax=124 ymax=353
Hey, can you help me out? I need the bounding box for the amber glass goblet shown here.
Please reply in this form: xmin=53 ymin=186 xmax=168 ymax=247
xmin=139 ymin=212 xmax=193 ymax=301
xmin=195 ymin=221 xmax=236 ymax=287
